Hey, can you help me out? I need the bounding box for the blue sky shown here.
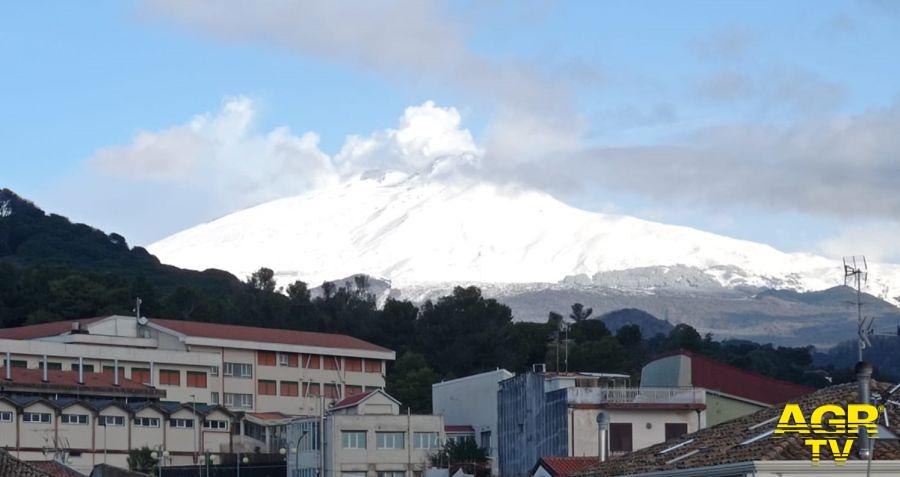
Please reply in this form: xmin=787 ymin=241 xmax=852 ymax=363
xmin=2 ymin=1 xmax=900 ymax=261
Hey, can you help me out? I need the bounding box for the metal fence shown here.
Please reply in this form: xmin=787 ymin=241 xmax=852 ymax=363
xmin=566 ymin=386 xmax=704 ymax=404
xmin=160 ymin=463 xmax=286 ymax=477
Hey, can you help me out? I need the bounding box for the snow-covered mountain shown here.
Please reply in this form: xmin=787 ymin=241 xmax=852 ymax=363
xmin=148 ymin=163 xmax=900 ymax=307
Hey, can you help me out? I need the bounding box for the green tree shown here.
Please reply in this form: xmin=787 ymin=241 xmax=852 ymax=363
xmin=386 ymin=352 xmax=439 ymax=413
xmin=127 ymin=446 xmax=157 ymax=475
xmin=569 ymin=303 xmax=593 ymax=322
xmin=569 ymin=319 xmax=610 ymax=342
xmin=247 ymin=267 xmax=277 ymax=293
xmin=429 ymin=439 xmax=490 ymax=477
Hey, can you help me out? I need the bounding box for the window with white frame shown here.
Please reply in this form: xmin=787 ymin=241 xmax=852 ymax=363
xmin=204 ymin=420 xmax=229 ymax=430
xmin=377 ymin=471 xmax=405 ymax=477
xmin=133 ymin=417 xmax=160 ymax=427
xmin=0 ymin=411 xmax=12 ymax=422
xmin=61 ymin=414 xmax=88 ymax=425
xmin=376 ymin=432 xmax=405 ymax=449
xmin=23 ymin=412 xmax=51 ymax=424
xmin=224 ymin=393 xmax=253 ymax=409
xmin=413 ymin=432 xmax=439 ymax=449
xmin=223 ymin=362 xmax=252 ymax=378
xmin=100 ymin=415 xmax=125 ymax=427
xmin=342 ymin=431 xmax=366 ymax=449
xmin=210 ymin=392 xmax=220 ymax=405
xmin=170 ymin=418 xmax=194 ymax=428
xmin=278 ymin=352 xmax=290 ymax=366
xmin=210 ymin=365 xmax=219 ymax=377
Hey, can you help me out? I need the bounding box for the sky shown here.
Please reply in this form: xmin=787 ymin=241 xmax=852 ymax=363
xmin=2 ymin=0 xmax=900 ymax=262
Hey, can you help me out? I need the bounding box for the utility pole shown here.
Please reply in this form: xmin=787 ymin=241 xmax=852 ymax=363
xmin=844 ymin=256 xmax=869 ymax=363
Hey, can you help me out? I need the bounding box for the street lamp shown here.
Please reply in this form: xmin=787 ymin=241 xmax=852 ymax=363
xmin=290 ymin=431 xmax=309 ymax=477
xmin=150 ymin=449 xmax=170 ymax=477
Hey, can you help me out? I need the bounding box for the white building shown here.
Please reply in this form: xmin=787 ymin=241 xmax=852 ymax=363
xmin=432 ymin=368 xmax=513 ymax=476
xmin=287 ymin=389 xmax=445 ymax=477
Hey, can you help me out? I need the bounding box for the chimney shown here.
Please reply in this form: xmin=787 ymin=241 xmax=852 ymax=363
xmin=596 ymin=412 xmax=609 ymax=462
xmin=856 ymin=361 xmax=873 ymax=459
xmin=113 ymin=359 xmax=119 ymax=386
xmin=5 ymin=351 xmax=11 ymax=381
xmin=78 ymin=357 xmax=84 ymax=385
xmin=42 ymin=355 xmax=48 ymax=383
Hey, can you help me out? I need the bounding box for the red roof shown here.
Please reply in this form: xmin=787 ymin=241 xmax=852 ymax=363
xmin=28 ymin=461 xmax=86 ymax=477
xmin=663 ymin=350 xmax=815 ymax=405
xmin=0 ymin=316 xmax=391 ymax=354
xmin=536 ymin=457 xmax=597 ymax=477
xmin=331 ymin=390 xmax=377 ymax=409
xmin=1 ymin=367 xmax=155 ymax=393
xmin=444 ymin=424 xmax=476 ymax=433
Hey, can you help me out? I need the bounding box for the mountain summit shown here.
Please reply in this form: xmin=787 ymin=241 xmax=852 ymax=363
xmin=148 ymin=170 xmax=900 ymax=306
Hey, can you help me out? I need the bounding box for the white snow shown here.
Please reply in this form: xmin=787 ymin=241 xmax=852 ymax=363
xmin=148 ymin=169 xmax=900 ymax=304
xmin=0 ymin=200 xmax=11 ymax=218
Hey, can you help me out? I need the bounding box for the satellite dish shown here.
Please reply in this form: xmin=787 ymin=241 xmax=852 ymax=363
xmin=137 ymin=316 xmax=149 ymax=326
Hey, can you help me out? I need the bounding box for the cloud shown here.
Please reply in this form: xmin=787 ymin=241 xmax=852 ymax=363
xmin=87 ymin=97 xmax=479 ymax=220
xmin=819 ymin=222 xmax=900 ymax=262
xmin=139 ymin=0 xmax=583 ymax=167
xmin=693 ymin=28 xmax=754 ymax=60
xmin=535 ymin=101 xmax=900 ymax=221
xmin=693 ymin=68 xmax=847 ymax=114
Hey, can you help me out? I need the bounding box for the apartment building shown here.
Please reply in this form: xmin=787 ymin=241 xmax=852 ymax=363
xmin=0 ymin=366 xmax=235 ymax=475
xmin=287 ymin=389 xmax=445 ymax=477
xmin=432 ymin=368 xmax=514 ymax=476
xmin=0 ymin=315 xmax=395 ymax=415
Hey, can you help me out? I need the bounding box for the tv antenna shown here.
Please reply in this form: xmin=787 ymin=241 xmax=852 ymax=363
xmin=844 ymin=256 xmax=871 ymax=362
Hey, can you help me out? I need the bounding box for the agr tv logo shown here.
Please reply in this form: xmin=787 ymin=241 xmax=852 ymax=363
xmin=774 ymin=404 xmax=880 ymax=462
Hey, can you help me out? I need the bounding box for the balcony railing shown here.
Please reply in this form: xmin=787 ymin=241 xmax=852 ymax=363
xmin=565 ymin=386 xmax=704 ymax=405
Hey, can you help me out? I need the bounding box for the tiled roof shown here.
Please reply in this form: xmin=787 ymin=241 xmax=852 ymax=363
xmin=0 ymin=318 xmax=104 ymax=340
xmin=0 ymin=451 xmax=57 ymax=477
xmin=248 ymin=411 xmax=292 ymax=420
xmin=1 ymin=367 xmax=156 ymax=393
xmin=445 ymin=425 xmax=476 ymax=433
xmin=331 ymin=390 xmax=377 ymax=409
xmin=536 ymin=457 xmax=598 ymax=477
xmin=27 ymin=461 xmax=85 ymax=477
xmin=578 ymin=381 xmax=900 ymax=477
xmin=0 ymin=316 xmax=392 ymax=354
xmin=682 ymin=351 xmax=815 ymax=404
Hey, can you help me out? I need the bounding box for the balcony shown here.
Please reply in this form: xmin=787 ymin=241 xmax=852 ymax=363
xmin=563 ymin=387 xmax=705 ymax=406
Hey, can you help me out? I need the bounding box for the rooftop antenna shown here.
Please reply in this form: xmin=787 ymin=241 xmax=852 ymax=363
xmin=844 ymin=256 xmax=870 ymax=362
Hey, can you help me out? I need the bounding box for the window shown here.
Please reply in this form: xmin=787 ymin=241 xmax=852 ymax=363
xmin=210 ymin=365 xmax=219 ymax=377
xmin=258 ymin=380 xmax=277 ymax=395
xmin=134 ymin=417 xmax=160 ymax=427
xmin=46 ymin=362 xmax=62 ymax=370
xmin=23 ymin=412 xmax=51 ymax=423
xmin=278 ymin=352 xmax=298 ymax=367
xmin=323 ymin=356 xmax=341 ymax=370
xmin=345 ymin=358 xmax=362 ymax=372
xmin=0 ymin=411 xmax=12 ymax=422
xmin=376 ymin=432 xmax=405 ymax=449
xmin=343 ymin=473 xmax=366 ymax=477
xmin=159 ymin=369 xmax=180 ymax=386
xmin=8 ymin=359 xmax=27 ymax=368
xmin=204 ymin=420 xmax=229 ymax=431
xmin=323 ymin=383 xmax=340 ymax=399
xmin=281 ymin=381 xmax=299 ymax=397
xmin=414 ymin=432 xmax=439 ymax=449
xmin=665 ymin=423 xmax=688 ymax=442
xmin=170 ymin=418 xmax=194 ymax=428
xmin=210 ymin=392 xmax=220 ymax=405
xmin=480 ymin=431 xmax=492 ymax=452
xmin=99 ymin=415 xmax=125 ymax=427
xmin=224 ymin=362 xmax=252 ymax=378
xmin=224 ymin=393 xmax=253 ymax=409
xmin=342 ymin=431 xmax=366 ymax=449
xmin=131 ymin=368 xmax=151 ymax=384
xmin=301 ymin=354 xmax=320 ymax=369
xmin=303 ymin=383 xmax=320 ymax=397
xmin=61 ymin=414 xmax=88 ymax=425
xmin=258 ymin=351 xmax=276 ymax=366
xmin=610 ymin=423 xmax=633 ymax=453
xmin=102 ymin=366 xmax=126 ymax=379
xmin=345 ymin=385 xmax=363 ymax=397
xmin=71 ymin=363 xmax=94 ymax=373
xmin=378 ymin=472 xmax=405 ymax=477
xmin=295 ymin=422 xmax=320 ymax=451
xmin=365 ymin=359 xmax=382 ymax=374
xmin=186 ymin=371 xmax=207 ymax=388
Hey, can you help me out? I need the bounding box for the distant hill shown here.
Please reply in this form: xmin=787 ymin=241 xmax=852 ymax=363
xmin=598 ymin=308 xmax=673 ymax=337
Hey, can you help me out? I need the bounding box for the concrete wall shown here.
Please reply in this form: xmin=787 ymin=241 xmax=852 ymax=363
xmin=639 ymin=355 xmax=691 ymax=388
xmin=568 ymin=408 xmax=700 ymax=457
xmin=705 ymin=392 xmax=766 ymax=427
xmin=432 ymin=369 xmax=513 ymax=476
